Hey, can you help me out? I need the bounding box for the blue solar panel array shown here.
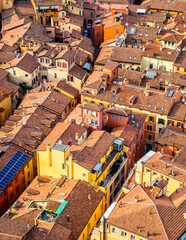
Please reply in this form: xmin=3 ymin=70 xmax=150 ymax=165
xmin=0 ymin=151 xmax=29 ymax=190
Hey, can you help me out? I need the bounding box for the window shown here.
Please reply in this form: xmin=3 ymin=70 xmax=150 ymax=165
xmin=119 ymin=115 xmax=123 ymax=121
xmin=97 ymin=32 xmax=99 ymax=37
xmin=27 ymin=163 xmax=29 ymax=168
xmin=177 ymin=122 xmax=182 ymax=128
xmin=129 ymin=158 xmax=131 ymax=164
xmin=91 ymin=111 xmax=96 ymax=117
xmin=16 ymin=185 xmax=19 ymax=193
xmin=147 ymin=125 xmax=152 ymax=131
xmin=91 ymin=11 xmax=94 ymax=17
xmin=149 ymin=116 xmax=154 ymax=122
xmin=46 ymin=59 xmax=50 ymax=64
xmin=158 ymin=118 xmax=165 ymax=125
xmin=28 ymin=171 xmax=30 ymax=178
xmin=55 ymin=73 xmax=57 ymax=78
xmin=100 ymin=1 xmax=103 ymax=3
xmin=112 ymin=227 xmax=117 ymax=233
xmin=63 ymin=63 xmax=67 ymax=68
xmin=108 ymin=2 xmax=111 ymax=4
xmin=9 ymin=185 xmax=12 ymax=192
xmin=149 ymin=64 xmax=153 ymax=69
xmin=130 ymin=235 xmax=135 ymax=240
xmin=116 ymin=30 xmax=119 ymax=34
xmin=83 ymin=173 xmax=86 ymax=177
xmin=111 ymin=114 xmax=116 ymax=120
xmin=57 ymin=62 xmax=61 ymax=67
xmin=6 ymin=0 xmax=9 ymax=5
xmin=95 ymin=120 xmax=99 ymax=126
xmin=13 ymin=70 xmax=16 ymax=75
xmin=121 ymin=231 xmax=127 ymax=237
xmin=40 ymin=58 xmax=44 ymax=63
xmin=84 ymin=109 xmax=89 ymax=114
xmin=64 ymin=107 xmax=67 ymax=114
xmin=62 ymin=164 xmax=65 ymax=169
xmin=159 ymin=128 xmax=162 ymax=133
xmin=25 ymin=74 xmax=28 ymax=77
xmin=168 ymin=120 xmax=174 ymax=126
xmin=148 ymin=135 xmax=152 ymax=140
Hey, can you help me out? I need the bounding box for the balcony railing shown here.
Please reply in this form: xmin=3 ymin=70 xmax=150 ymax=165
xmin=101 ymin=158 xmax=126 ymax=188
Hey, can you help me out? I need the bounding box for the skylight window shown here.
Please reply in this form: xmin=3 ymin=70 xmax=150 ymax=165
xmin=148 ymin=104 xmax=152 ymax=108
xmin=133 ymin=57 xmax=136 ymax=60
xmin=139 ymin=33 xmax=142 ymax=37
xmin=167 ymin=51 xmax=172 ymax=55
xmin=167 ymin=90 xmax=174 ymax=97
xmin=129 ymin=56 xmax=132 ymax=60
xmin=119 ymin=98 xmax=122 ymax=102
xmin=160 ymin=107 xmax=164 ymax=111
xmin=145 ymin=34 xmax=148 ymax=37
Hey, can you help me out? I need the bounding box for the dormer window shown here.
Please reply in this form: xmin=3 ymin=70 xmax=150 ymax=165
xmin=111 ymin=88 xmax=117 ymax=94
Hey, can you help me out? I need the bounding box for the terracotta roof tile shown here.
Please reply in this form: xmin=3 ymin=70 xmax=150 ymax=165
xmin=3 ymin=53 xmax=39 ymax=74
xmin=156 ymin=128 xmax=186 ymax=149
xmin=80 ymin=102 xmax=104 ymax=112
xmin=38 ymin=121 xmax=86 ymax=151
xmin=107 ymin=184 xmax=186 ymax=240
xmin=69 ymin=64 xmax=86 ymax=80
xmin=71 ymin=131 xmax=115 ymax=170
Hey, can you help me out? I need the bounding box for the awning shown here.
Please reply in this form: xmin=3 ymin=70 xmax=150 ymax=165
xmin=137 ymin=9 xmax=146 ymax=14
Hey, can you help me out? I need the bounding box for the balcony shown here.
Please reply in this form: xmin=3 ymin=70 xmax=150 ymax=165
xmin=101 ymin=158 xmax=126 ymax=188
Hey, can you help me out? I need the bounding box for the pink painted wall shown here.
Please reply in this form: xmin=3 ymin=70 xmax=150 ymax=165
xmin=98 ymin=2 xmax=128 ymax=11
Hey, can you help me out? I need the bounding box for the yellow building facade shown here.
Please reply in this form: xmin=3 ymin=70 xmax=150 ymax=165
xmin=37 ymin=139 xmax=126 ymax=208
xmin=0 ymin=90 xmax=12 ymax=126
xmin=135 ymin=151 xmax=184 ymax=196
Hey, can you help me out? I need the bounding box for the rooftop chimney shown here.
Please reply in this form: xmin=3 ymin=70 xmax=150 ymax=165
xmin=146 ymin=82 xmax=150 ymax=90
xmin=124 ymin=78 xmax=129 ymax=85
xmin=145 ymin=91 xmax=150 ymax=97
xmin=75 ymin=132 xmax=79 ymax=140
xmin=134 ymin=196 xmax=139 ymax=203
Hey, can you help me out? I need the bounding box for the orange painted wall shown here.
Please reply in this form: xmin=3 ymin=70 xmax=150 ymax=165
xmin=94 ymin=22 xmax=104 ymax=46
xmin=104 ymin=24 xmax=124 ymax=41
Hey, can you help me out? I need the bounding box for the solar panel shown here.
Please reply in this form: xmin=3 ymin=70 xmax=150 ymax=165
xmin=0 ymin=151 xmax=29 ymax=190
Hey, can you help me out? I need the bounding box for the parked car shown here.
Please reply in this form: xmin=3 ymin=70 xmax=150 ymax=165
xmin=87 ymin=23 xmax=92 ymax=29
xmin=84 ymin=29 xmax=88 ymax=37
